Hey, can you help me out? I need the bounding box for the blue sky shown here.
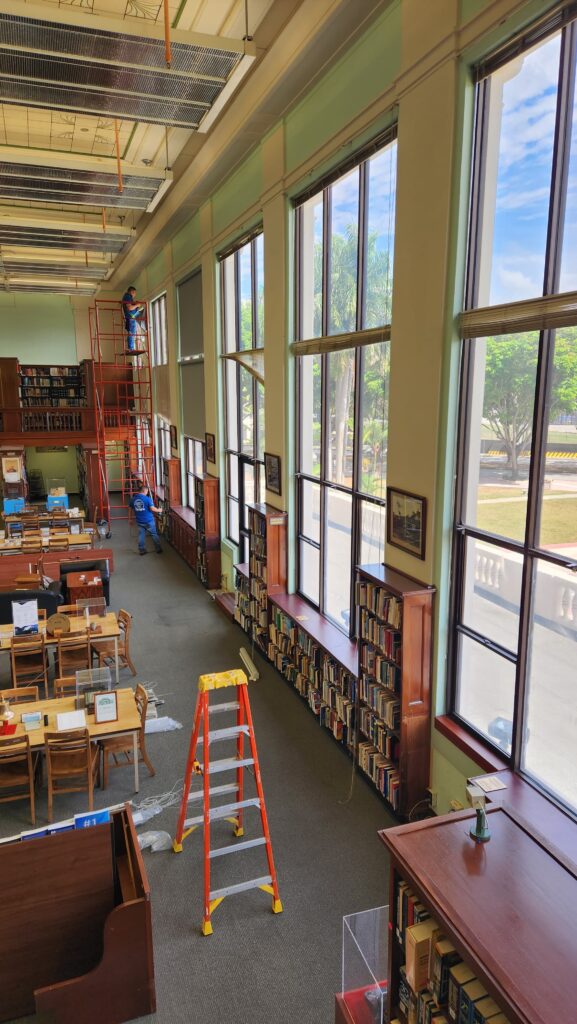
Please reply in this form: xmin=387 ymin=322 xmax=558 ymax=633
xmin=487 ymin=32 xmax=573 ymax=303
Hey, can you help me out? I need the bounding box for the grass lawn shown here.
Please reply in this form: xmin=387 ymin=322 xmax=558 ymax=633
xmin=476 ymin=492 xmax=577 ymax=545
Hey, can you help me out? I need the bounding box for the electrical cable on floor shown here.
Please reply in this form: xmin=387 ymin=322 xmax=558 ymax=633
xmin=131 ymin=775 xmax=184 ymax=825
xmin=338 ymin=718 xmax=358 ymax=805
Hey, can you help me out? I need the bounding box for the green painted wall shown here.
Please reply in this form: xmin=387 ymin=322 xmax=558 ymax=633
xmin=0 ymin=294 xmax=76 ymax=363
xmin=147 ymin=249 xmax=169 ymax=294
xmin=172 ymin=212 xmax=201 ymax=273
xmin=212 ymin=147 xmax=262 ymax=239
xmin=285 ymin=1 xmax=401 ymax=175
xmin=24 ymin=445 xmax=79 ymax=495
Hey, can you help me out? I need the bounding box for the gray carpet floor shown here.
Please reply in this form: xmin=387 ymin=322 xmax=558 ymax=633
xmin=0 ymin=519 xmax=395 ymax=1024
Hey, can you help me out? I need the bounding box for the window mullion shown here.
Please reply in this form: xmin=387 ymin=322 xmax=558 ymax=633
xmin=323 ymin=188 xmax=331 ymax=338
xmin=357 ymin=162 xmax=368 ymax=331
xmin=543 ymin=21 xmax=577 ymax=295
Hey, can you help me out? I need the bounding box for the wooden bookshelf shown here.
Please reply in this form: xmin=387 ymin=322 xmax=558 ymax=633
xmin=268 ymin=592 xmax=357 ymax=750
xmin=379 ymin=806 xmax=577 ymax=1024
xmin=246 ymin=503 xmax=287 ymax=654
xmin=18 ymin=364 xmax=87 ymax=409
xmin=234 ymin=562 xmax=251 ymax=632
xmin=162 ymin=457 xmax=182 ymax=509
xmin=167 ymin=475 xmax=220 ymax=589
xmin=356 ymin=564 xmax=434 ymax=818
xmin=194 ymin=474 xmax=220 ymax=588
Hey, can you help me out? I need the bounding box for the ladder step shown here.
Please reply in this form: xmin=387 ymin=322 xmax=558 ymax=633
xmin=209 ymin=702 xmax=240 ymax=714
xmin=208 ymin=757 xmax=254 ymax=774
xmin=187 ymin=783 xmax=238 ymax=803
xmin=210 ymin=875 xmax=272 ymax=900
xmin=196 ymin=725 xmax=250 ymax=745
xmin=209 ymin=837 xmax=267 ymax=859
xmin=184 ymin=797 xmax=260 ymax=828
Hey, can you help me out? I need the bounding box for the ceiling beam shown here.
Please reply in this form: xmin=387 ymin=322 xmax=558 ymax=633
xmin=0 ymin=146 xmax=171 ymax=182
xmin=0 ymin=2 xmax=257 ymax=57
xmin=0 ymin=211 xmax=132 ymax=237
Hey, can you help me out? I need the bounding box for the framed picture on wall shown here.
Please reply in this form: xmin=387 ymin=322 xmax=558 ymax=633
xmin=205 ymin=433 xmax=216 ymax=464
xmin=170 ymin=425 xmax=178 ymax=451
xmin=386 ymin=487 xmax=427 ymax=560
xmin=264 ymin=452 xmax=281 ymax=496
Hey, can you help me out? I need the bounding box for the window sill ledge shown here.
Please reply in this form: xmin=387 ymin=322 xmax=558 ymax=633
xmin=435 ymin=716 xmax=509 ymax=774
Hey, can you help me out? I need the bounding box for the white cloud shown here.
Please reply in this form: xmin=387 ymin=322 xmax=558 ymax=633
xmin=496 ymin=185 xmax=550 ymax=212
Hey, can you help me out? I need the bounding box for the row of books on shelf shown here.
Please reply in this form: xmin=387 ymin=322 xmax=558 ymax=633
xmin=396 ymin=880 xmax=509 ymax=1024
xmin=356 ymin=579 xmax=402 ymax=627
xmin=249 ymin=554 xmax=267 ymax=582
xmin=20 ymin=366 xmax=81 ymax=378
xmin=360 ymin=645 xmax=401 ymax=691
xmin=250 ymin=535 xmax=266 ymax=559
xmin=359 ymin=608 xmax=402 ymax=663
xmin=249 ymin=510 xmax=266 ymax=537
xmin=357 ymin=740 xmax=399 ymax=808
xmin=358 ymin=705 xmax=399 ymax=760
xmin=20 ymin=398 xmax=87 ymax=408
xmin=359 ymin=675 xmax=400 ymax=730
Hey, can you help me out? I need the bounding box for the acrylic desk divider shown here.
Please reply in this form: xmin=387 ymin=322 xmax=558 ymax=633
xmin=341 ymin=905 xmax=388 ymax=1024
xmin=76 ymin=596 xmax=107 ymax=619
xmin=76 ymin=667 xmax=113 ymax=711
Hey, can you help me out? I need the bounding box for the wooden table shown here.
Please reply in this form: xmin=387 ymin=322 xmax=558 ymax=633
xmin=0 ymin=533 xmax=93 ymax=555
xmin=3 ymin=688 xmax=142 ymax=791
xmin=66 ymin=570 xmax=103 ymax=604
xmin=0 ymin=611 xmax=121 ymax=683
xmin=3 ymin=511 xmax=85 ymax=537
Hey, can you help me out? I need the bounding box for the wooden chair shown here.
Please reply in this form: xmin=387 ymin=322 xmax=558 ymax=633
xmin=22 ymin=518 xmax=40 ymax=535
xmin=48 ymin=535 xmax=69 ymax=551
xmin=11 ymin=635 xmax=48 ymax=699
xmin=45 ymin=728 xmax=100 ymax=822
xmin=0 ymin=733 xmax=42 ymax=825
xmin=92 ymin=608 xmax=136 ymax=677
xmin=57 ymin=633 xmax=91 ymax=677
xmin=53 ymin=676 xmax=77 ymax=699
xmin=14 ymin=574 xmax=42 ymax=588
xmin=0 ymin=686 xmax=39 ymax=703
xmin=22 ymin=536 xmax=43 ymax=554
xmin=56 ymin=604 xmax=79 ymax=615
xmin=100 ymin=684 xmax=155 ymax=788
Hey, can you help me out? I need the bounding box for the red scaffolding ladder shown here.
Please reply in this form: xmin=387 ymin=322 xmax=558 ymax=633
xmin=89 ymin=299 xmax=156 ymax=525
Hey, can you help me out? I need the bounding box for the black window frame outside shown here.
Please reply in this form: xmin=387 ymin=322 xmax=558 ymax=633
xmin=294 ymin=134 xmax=396 ymax=637
xmin=184 ymin=435 xmax=206 ymax=516
xmin=449 ymin=13 xmax=577 ymax=813
xmin=220 ymin=232 xmax=265 ymax=560
xmin=155 ymin=414 xmax=171 ymax=487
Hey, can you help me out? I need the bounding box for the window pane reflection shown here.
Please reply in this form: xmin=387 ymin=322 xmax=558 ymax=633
xmin=462 ymin=537 xmax=521 ymax=652
xmin=325 ymin=489 xmax=352 ymax=631
xmin=329 ymin=168 xmax=359 ymax=335
xmin=327 ymin=349 xmax=355 ymax=486
xmin=365 ymin=144 xmax=396 ymax=327
xmin=300 ymin=195 xmax=323 ymax=340
xmin=299 ymin=540 xmax=320 ymax=605
xmin=456 ymin=634 xmax=515 ymax=753
xmin=538 ymin=328 xmax=577 ymax=551
xmin=238 ymin=243 xmax=253 ymax=350
xmin=462 ymin=332 xmax=539 ymax=542
xmin=301 ymin=479 xmax=321 ymax=543
xmin=360 ymin=342 xmax=389 ymax=498
xmin=523 ymin=560 xmax=577 ymax=811
xmin=299 ymin=355 xmax=321 ymax=477
xmin=360 ymin=500 xmax=386 ymax=565
xmin=477 ymin=34 xmax=560 ymax=306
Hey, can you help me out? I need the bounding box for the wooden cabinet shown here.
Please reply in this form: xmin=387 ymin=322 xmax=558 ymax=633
xmin=168 ymin=507 xmax=197 ymax=572
xmin=0 ymin=357 xmax=21 ymax=432
xmin=379 ymin=804 xmax=577 ymax=1024
xmin=246 ymin=503 xmax=288 ymax=653
xmin=162 ymin=457 xmax=182 ymax=508
xmin=194 ymin=474 xmax=220 ymax=589
xmin=356 ymin=564 xmax=434 ymax=818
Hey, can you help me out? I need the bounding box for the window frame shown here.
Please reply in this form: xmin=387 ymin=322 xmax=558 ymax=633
xmin=220 ymin=232 xmax=265 ymax=558
xmin=449 ymin=15 xmax=577 ymax=814
xmin=294 ymin=135 xmax=396 ymax=636
xmin=184 ymin=435 xmax=206 ymax=516
xmin=150 ymin=293 xmax=168 ymax=367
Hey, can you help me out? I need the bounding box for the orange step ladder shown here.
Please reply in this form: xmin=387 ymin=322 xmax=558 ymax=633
xmin=173 ymin=668 xmax=282 ymax=935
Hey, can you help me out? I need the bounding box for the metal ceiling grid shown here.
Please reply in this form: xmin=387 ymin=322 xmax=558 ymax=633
xmin=0 ymin=282 xmax=97 ymax=294
xmin=1 ymin=261 xmax=109 ymax=279
xmin=0 ymin=226 xmax=127 ymax=252
xmin=0 ymin=161 xmax=162 ymax=209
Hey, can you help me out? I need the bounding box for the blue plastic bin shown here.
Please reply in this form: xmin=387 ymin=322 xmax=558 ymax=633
xmin=3 ymin=498 xmax=25 ymax=514
xmin=47 ymin=494 xmax=69 ymax=510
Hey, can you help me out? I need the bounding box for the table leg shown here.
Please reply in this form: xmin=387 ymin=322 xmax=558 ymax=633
xmin=114 ymin=636 xmax=119 ymax=684
xmin=133 ymin=730 xmax=139 ymax=792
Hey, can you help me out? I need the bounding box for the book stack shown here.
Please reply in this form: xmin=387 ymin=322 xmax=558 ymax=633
xmin=266 ymin=605 xmax=355 ymax=752
xmin=395 ymin=880 xmax=510 ymax=1024
xmin=233 ymin=568 xmax=251 ymax=633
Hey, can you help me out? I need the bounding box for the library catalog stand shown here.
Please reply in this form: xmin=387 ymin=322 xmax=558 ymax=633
xmin=0 ymin=804 xmax=155 ymax=1024
xmin=379 ymin=806 xmax=577 ymax=1024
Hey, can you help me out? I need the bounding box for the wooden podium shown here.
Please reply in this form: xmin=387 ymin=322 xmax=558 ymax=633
xmin=0 ymin=804 xmax=155 ymax=1024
